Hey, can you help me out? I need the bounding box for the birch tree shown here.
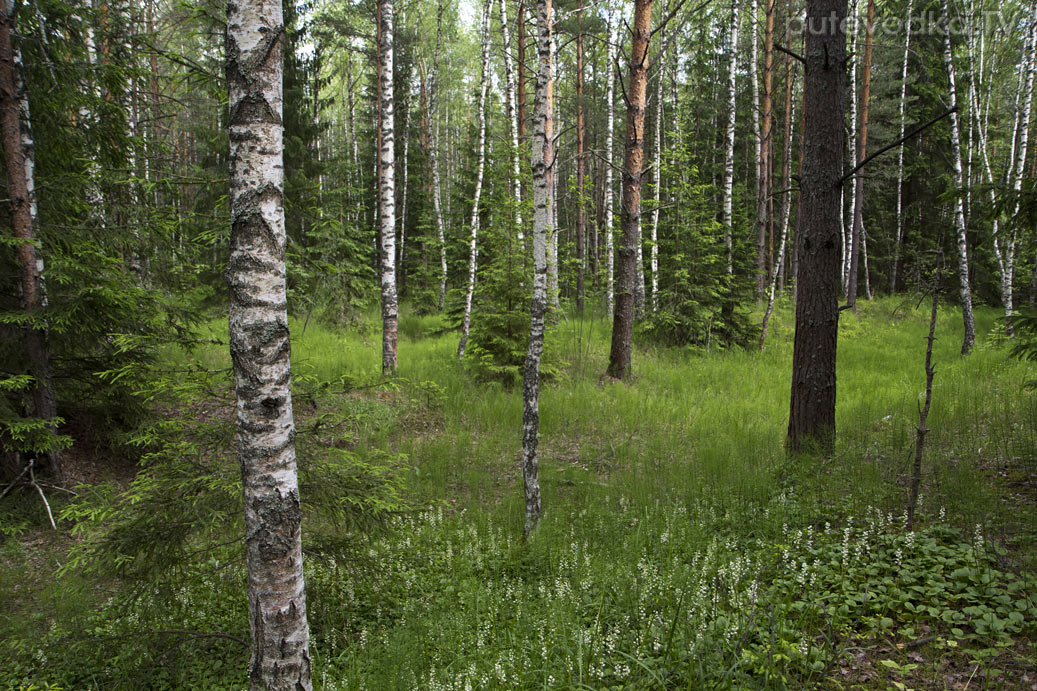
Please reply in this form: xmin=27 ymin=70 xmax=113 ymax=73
xmin=721 ymin=0 xmax=740 ymax=276
xmin=847 ymin=0 xmax=874 ymax=307
xmin=890 ymin=0 xmax=913 ymax=293
xmin=225 ymin=0 xmax=311 ymax=686
xmin=428 ymin=4 xmax=448 ymax=310
xmin=607 ymin=0 xmax=653 ymax=380
xmin=457 ymin=0 xmax=491 ymax=359
xmin=941 ymin=0 xmax=976 ymax=355
xmin=0 ymin=0 xmax=59 ymax=477
xmin=522 ymin=0 xmax=552 ymax=537
xmin=377 ymin=0 xmax=399 ymax=374
xmin=604 ymin=0 xmax=617 ymax=316
xmin=499 ymin=0 xmax=524 ymax=244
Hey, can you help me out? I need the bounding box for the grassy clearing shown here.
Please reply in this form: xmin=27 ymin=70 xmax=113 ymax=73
xmin=1 ymin=298 xmax=1035 ymax=689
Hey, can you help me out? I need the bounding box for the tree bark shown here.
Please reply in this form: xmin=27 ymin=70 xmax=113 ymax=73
xmin=377 ymin=0 xmax=399 ymax=373
xmin=787 ymin=0 xmax=847 ymax=454
xmin=0 ymin=0 xmax=59 ymax=477
xmin=755 ymin=0 xmax=775 ymax=299
xmin=457 ymin=0 xmax=492 ymax=358
xmin=427 ymin=4 xmax=448 ymax=311
xmin=607 ymin=0 xmax=653 ymax=380
xmin=890 ymin=0 xmax=913 ymax=294
xmin=721 ymin=0 xmax=740 ymax=276
xmin=576 ymin=20 xmax=586 ymax=314
xmin=604 ymin=1 xmax=617 ymax=317
xmin=523 ymin=0 xmax=552 ymax=537
xmin=225 ymin=1 xmax=312 ymax=687
xmin=940 ymin=0 xmax=976 ymax=355
xmin=500 ymin=0 xmax=525 ymax=244
xmin=847 ymin=0 xmax=874 ymax=307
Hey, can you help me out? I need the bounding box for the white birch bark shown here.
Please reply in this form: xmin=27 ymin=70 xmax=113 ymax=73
xmin=722 ymin=0 xmax=740 ymax=276
xmin=399 ymin=86 xmax=411 ymax=278
xmin=605 ymin=1 xmax=617 ymax=316
xmin=890 ymin=0 xmax=913 ymax=293
xmin=523 ymin=0 xmax=551 ymax=537
xmin=941 ymin=0 xmax=976 ymax=354
xmin=499 ymin=0 xmax=524 ymax=242
xmin=547 ymin=33 xmax=560 ymax=312
xmin=457 ymin=0 xmax=492 ymax=359
xmin=225 ymin=1 xmax=311 ymax=687
xmin=378 ymin=0 xmax=399 ymax=374
xmin=427 ymin=5 xmax=448 ymax=310
xmin=649 ymin=39 xmax=663 ymax=313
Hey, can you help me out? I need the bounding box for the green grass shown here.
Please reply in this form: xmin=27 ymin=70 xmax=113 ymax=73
xmin=2 ymin=297 xmax=1035 ymax=689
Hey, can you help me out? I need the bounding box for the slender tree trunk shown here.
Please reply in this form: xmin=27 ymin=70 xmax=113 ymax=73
xmin=500 ymin=0 xmax=524 ymax=244
xmin=941 ymin=0 xmax=976 ymax=355
xmin=523 ymin=0 xmax=552 ymax=537
xmin=576 ymin=20 xmax=586 ymax=314
xmin=607 ymin=0 xmax=653 ymax=380
xmin=649 ymin=17 xmax=664 ymax=314
xmin=546 ymin=33 xmax=560 ymax=312
xmin=605 ymin=1 xmax=616 ymax=317
xmin=721 ymin=0 xmax=740 ymax=276
xmin=225 ymin=1 xmax=311 ymax=686
xmin=377 ymin=0 xmax=399 ymax=374
xmin=458 ymin=0 xmax=492 ymax=358
xmin=0 ymin=0 xmax=58 ymax=477
xmin=428 ymin=4 xmax=448 ymax=311
xmin=755 ymin=0 xmax=775 ymax=299
xmin=787 ymin=0 xmax=847 ymax=453
xmin=517 ymin=0 xmax=527 ymax=146
xmin=399 ymin=90 xmax=411 ymax=294
xmin=907 ymin=257 xmax=940 ymax=529
xmin=890 ymin=0 xmax=913 ymax=294
xmin=847 ymin=0 xmax=873 ymax=307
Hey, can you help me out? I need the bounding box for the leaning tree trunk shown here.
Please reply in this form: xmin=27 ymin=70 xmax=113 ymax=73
xmin=377 ymin=0 xmax=399 ymax=374
xmin=721 ymin=0 xmax=740 ymax=276
xmin=604 ymin=0 xmax=617 ymax=317
xmin=941 ymin=0 xmax=976 ymax=355
xmin=457 ymin=0 xmax=491 ymax=359
xmin=890 ymin=0 xmax=913 ymax=294
xmin=606 ymin=0 xmax=653 ymax=380
xmin=225 ymin=1 xmax=312 ymax=687
xmin=0 ymin=0 xmax=59 ymax=478
xmin=499 ymin=0 xmax=524 ymax=244
xmin=523 ymin=0 xmax=552 ymax=537
xmin=787 ymin=0 xmax=847 ymax=454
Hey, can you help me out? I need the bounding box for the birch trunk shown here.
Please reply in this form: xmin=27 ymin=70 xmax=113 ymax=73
xmin=0 ymin=0 xmax=59 ymax=476
xmin=457 ymin=0 xmax=492 ymax=359
xmin=225 ymin=1 xmax=311 ymax=686
xmin=721 ymin=0 xmax=740 ymax=276
xmin=847 ymin=0 xmax=873 ymax=306
xmin=605 ymin=1 xmax=617 ymax=317
xmin=755 ymin=0 xmax=775 ymax=299
xmin=523 ymin=0 xmax=552 ymax=537
xmin=940 ymin=0 xmax=976 ymax=355
xmin=428 ymin=5 xmax=448 ymax=310
xmin=499 ymin=0 xmax=524 ymax=243
xmin=607 ymin=0 xmax=653 ymax=380
xmin=377 ymin=0 xmax=399 ymax=374
xmin=576 ymin=21 xmax=586 ymax=313
xmin=546 ymin=33 xmax=560 ymax=312
xmin=890 ymin=0 xmax=913 ymax=294
xmin=649 ymin=28 xmax=663 ymax=314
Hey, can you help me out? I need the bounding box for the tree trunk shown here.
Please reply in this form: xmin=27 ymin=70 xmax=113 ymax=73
xmin=500 ymin=0 xmax=524 ymax=244
xmin=847 ymin=0 xmax=873 ymax=307
xmin=546 ymin=33 xmax=560 ymax=312
xmin=576 ymin=21 xmax=586 ymax=314
xmin=940 ymin=0 xmax=976 ymax=355
xmin=1 ymin=0 xmax=59 ymax=477
xmin=457 ymin=0 xmax=491 ymax=358
xmin=377 ymin=0 xmax=399 ymax=374
xmin=755 ymin=0 xmax=774 ymax=299
xmin=225 ymin=1 xmax=312 ymax=687
xmin=606 ymin=0 xmax=653 ymax=380
xmin=605 ymin=1 xmax=616 ymax=317
xmin=649 ymin=19 xmax=664 ymax=314
xmin=890 ymin=0 xmax=913 ymax=294
xmin=787 ymin=0 xmax=847 ymax=454
xmin=523 ymin=0 xmax=552 ymax=537
xmin=721 ymin=0 xmax=740 ymax=276
xmin=428 ymin=4 xmax=447 ymax=311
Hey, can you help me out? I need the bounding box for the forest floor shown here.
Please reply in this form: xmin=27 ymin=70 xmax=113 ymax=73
xmin=1 ymin=298 xmax=1036 ymax=690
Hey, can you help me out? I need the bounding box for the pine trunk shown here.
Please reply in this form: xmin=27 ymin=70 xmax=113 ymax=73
xmin=607 ymin=0 xmax=653 ymax=380
xmin=787 ymin=0 xmax=847 ymax=453
xmin=225 ymin=1 xmax=312 ymax=686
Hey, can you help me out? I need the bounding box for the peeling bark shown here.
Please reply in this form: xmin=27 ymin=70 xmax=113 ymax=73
xmin=225 ymin=0 xmax=311 ymax=687
xmin=377 ymin=0 xmax=399 ymax=374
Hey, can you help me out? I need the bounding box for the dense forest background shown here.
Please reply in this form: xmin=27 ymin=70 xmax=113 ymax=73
xmin=2 ymin=0 xmax=1037 ymax=688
